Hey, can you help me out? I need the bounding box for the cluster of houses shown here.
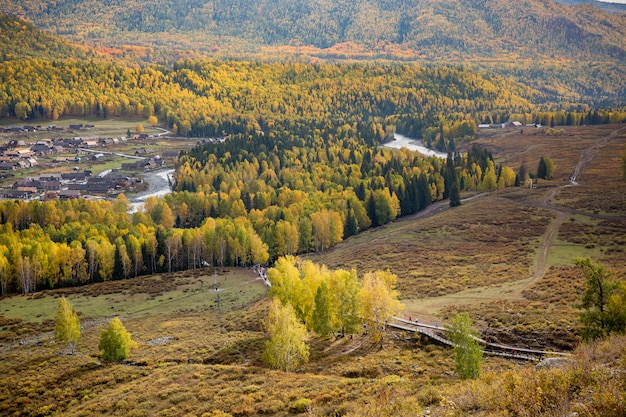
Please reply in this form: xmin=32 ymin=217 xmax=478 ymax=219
xmin=196 ymin=137 xmax=227 ymax=145
xmin=2 ymin=170 xmax=141 ymax=200
xmin=0 ymin=129 xmax=180 ymax=201
xmin=0 ymin=140 xmax=38 ymax=171
xmin=0 ymin=133 xmax=175 ymax=173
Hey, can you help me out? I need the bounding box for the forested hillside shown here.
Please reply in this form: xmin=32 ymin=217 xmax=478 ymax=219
xmin=2 ymin=0 xmax=626 ymax=104
xmin=0 ymin=14 xmax=92 ymax=61
xmin=0 ymin=53 xmax=547 ymax=295
xmin=3 ymin=0 xmax=625 ymax=59
xmin=0 ymin=58 xmax=538 ymax=131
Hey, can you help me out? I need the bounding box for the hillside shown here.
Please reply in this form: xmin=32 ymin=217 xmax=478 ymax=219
xmin=555 ymin=0 xmax=626 ymax=13
xmin=0 ymin=14 xmax=92 ymax=61
xmin=307 ymin=123 xmax=626 ymax=348
xmin=1 ymin=0 xmax=626 ymax=105
xmin=1 ymin=267 xmax=624 ymax=417
xmin=2 ymin=0 xmax=625 ymax=59
xmin=1 ymin=124 xmax=625 ymax=416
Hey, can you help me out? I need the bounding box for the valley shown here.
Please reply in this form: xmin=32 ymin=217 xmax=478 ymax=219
xmin=1 ymin=124 xmax=624 ymax=416
xmin=0 ymin=1 xmax=625 ymax=415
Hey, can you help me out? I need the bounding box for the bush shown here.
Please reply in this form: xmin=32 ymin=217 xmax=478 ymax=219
xmin=289 ymin=398 xmax=311 ymax=414
xmin=98 ymin=317 xmax=136 ymax=363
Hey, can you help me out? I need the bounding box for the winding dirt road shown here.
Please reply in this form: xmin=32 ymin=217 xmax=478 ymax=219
xmin=409 ymin=125 xmax=626 ymax=318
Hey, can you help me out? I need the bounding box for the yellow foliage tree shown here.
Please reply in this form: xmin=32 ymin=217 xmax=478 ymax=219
xmin=361 ymin=270 xmax=403 ymax=347
xmin=262 ymin=298 xmax=309 ymax=372
xmin=54 ymin=296 xmax=80 ymax=354
xmin=98 ymin=317 xmax=136 ymax=363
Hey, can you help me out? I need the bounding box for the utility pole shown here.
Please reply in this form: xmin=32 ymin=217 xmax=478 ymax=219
xmin=214 ymin=270 xmax=221 ymax=312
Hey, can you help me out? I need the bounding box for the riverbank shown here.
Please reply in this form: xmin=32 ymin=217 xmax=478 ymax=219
xmin=129 ymin=168 xmax=175 ymax=212
xmin=384 ymin=133 xmax=448 ymax=158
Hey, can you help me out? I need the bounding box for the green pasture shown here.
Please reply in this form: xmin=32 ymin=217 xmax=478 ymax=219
xmin=0 ymin=268 xmax=268 ymax=324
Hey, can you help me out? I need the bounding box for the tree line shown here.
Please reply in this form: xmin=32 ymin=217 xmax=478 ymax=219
xmin=3 ymin=57 xmax=624 ymax=140
xmin=0 ymin=196 xmax=269 ymax=295
xmin=0 ymin=58 xmax=537 ymax=135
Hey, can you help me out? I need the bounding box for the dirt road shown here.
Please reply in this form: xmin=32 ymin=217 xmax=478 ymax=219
xmin=408 ymin=125 xmax=626 ymax=318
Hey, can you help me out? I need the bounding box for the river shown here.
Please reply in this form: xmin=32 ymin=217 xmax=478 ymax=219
xmin=384 ymin=133 xmax=449 ymax=158
xmin=129 ymin=168 xmax=175 ymax=212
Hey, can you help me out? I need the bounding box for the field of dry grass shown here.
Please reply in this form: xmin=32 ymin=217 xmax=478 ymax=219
xmin=1 ymin=124 xmax=625 ymax=416
xmin=309 ymin=193 xmax=552 ymax=299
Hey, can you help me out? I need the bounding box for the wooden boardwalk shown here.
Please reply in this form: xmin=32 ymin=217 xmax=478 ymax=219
xmin=390 ymin=317 xmax=571 ymax=362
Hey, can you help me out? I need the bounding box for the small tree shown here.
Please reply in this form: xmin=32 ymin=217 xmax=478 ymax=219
xmin=54 ymin=297 xmax=80 ymax=354
xmin=518 ymin=163 xmax=527 ymax=186
xmin=262 ymin=298 xmax=309 ymax=372
xmin=449 ymin=180 xmax=461 ymax=207
xmin=576 ymin=258 xmax=626 ymax=340
xmin=98 ymin=317 xmax=135 ymax=362
xmin=147 ymin=115 xmax=158 ymax=126
xmin=536 ymin=156 xmax=555 ymax=180
xmin=136 ymin=123 xmax=145 ymax=134
xmin=446 ymin=313 xmax=483 ymax=379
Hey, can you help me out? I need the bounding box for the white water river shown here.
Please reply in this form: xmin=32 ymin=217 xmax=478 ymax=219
xmin=129 ymin=168 xmax=174 ymax=213
xmin=384 ymin=133 xmax=449 ymax=158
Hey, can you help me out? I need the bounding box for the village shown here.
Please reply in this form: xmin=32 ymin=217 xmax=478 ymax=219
xmin=0 ymin=124 xmax=182 ymax=201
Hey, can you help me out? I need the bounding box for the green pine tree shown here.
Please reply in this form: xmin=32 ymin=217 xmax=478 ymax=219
xmin=536 ymin=156 xmax=554 ymax=179
xmin=312 ymin=281 xmax=332 ymax=337
xmin=576 ymin=258 xmax=626 ymax=341
xmin=344 ymin=208 xmax=358 ymax=238
xmin=449 ymin=181 xmax=461 ymax=207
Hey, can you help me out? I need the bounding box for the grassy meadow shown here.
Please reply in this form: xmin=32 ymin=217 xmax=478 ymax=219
xmin=0 ymin=124 xmax=625 ymax=416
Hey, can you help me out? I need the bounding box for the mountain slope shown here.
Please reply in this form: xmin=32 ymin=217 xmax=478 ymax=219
xmin=0 ymin=13 xmax=92 ymax=60
xmin=1 ymin=0 xmax=625 ymax=60
xmin=1 ymin=0 xmax=625 ymax=105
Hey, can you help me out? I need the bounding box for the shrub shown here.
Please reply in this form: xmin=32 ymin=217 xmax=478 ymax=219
xmin=98 ymin=317 xmax=136 ymax=362
xmin=289 ymin=398 xmax=311 ymax=414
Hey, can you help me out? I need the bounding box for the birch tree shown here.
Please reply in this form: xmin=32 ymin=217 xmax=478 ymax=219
xmin=360 ymin=270 xmax=402 ymax=347
xmin=0 ymin=247 xmax=9 ymax=295
xmin=98 ymin=317 xmax=136 ymax=363
xmin=262 ymin=298 xmax=309 ymax=372
xmin=445 ymin=312 xmax=483 ymax=379
xmin=54 ymin=297 xmax=80 ymax=354
xmin=328 ymin=269 xmax=362 ymax=336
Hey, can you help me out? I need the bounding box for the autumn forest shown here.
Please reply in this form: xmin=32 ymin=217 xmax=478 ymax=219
xmin=1 ymin=0 xmax=626 ymax=415
xmin=1 ymin=8 xmax=626 ymax=295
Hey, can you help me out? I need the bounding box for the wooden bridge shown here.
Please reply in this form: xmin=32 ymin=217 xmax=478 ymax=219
xmin=389 ymin=317 xmax=571 ymax=362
